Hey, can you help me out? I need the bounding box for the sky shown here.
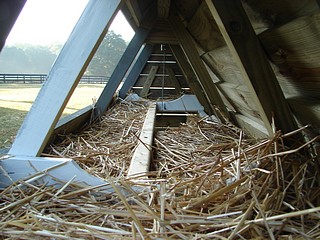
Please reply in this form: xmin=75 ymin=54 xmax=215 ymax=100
xmin=6 ymin=0 xmax=135 ymax=46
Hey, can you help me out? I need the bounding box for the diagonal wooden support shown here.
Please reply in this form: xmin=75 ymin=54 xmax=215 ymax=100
xmin=9 ymin=0 xmax=123 ymax=157
xmin=127 ymin=103 xmax=157 ymax=177
xmin=169 ymin=12 xmax=229 ymax=120
xmin=206 ymin=0 xmax=298 ymax=135
xmin=119 ymin=44 xmax=154 ymax=99
xmin=0 ymin=0 xmax=27 ymax=51
xmin=94 ymin=3 xmax=157 ymax=117
xmin=167 ymin=67 xmax=182 ymax=94
xmin=170 ymin=45 xmax=212 ymax=115
xmin=140 ymin=66 xmax=159 ymax=98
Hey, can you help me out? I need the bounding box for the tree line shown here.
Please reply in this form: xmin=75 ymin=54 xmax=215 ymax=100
xmin=0 ymin=31 xmax=127 ymax=76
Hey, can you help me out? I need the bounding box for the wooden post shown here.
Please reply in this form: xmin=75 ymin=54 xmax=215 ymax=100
xmin=140 ymin=66 xmax=159 ymax=98
xmin=169 ymin=12 xmax=229 ymax=120
xmin=119 ymin=44 xmax=154 ymax=99
xmin=206 ymin=0 xmax=298 ymax=134
xmin=9 ymin=0 xmax=123 ymax=157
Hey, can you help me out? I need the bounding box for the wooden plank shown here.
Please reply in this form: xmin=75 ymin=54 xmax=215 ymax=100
xmin=9 ymin=0 xmax=123 ymax=157
xmin=167 ymin=67 xmax=182 ymax=94
xmin=206 ymin=0 xmax=298 ymax=135
xmin=157 ymin=0 xmax=171 ymax=19
xmin=127 ymin=103 xmax=156 ymax=176
xmin=170 ymin=45 xmax=211 ymax=113
xmin=232 ymin=113 xmax=269 ymax=139
xmin=0 ymin=156 xmax=113 ymax=190
xmin=140 ymin=66 xmax=159 ymax=98
xmin=0 ymin=0 xmax=27 ymax=51
xmin=119 ymin=44 xmax=153 ymax=99
xmin=125 ymin=0 xmax=142 ymax=27
xmin=94 ymin=5 xmax=157 ymax=117
xmin=169 ymin=14 xmax=229 ymax=120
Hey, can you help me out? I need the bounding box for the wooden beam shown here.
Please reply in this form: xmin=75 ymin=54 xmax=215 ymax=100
xmin=119 ymin=44 xmax=153 ymax=98
xmin=0 ymin=0 xmax=27 ymax=51
xmin=157 ymin=0 xmax=171 ymax=19
xmin=169 ymin=13 xmax=229 ymax=120
xmin=9 ymin=0 xmax=123 ymax=157
xmin=94 ymin=27 xmax=154 ymax=117
xmin=167 ymin=67 xmax=182 ymax=94
xmin=125 ymin=0 xmax=142 ymax=27
xmin=170 ymin=45 xmax=211 ymax=113
xmin=127 ymin=103 xmax=156 ymax=176
xmin=206 ymin=0 xmax=298 ymax=135
xmin=140 ymin=66 xmax=159 ymax=98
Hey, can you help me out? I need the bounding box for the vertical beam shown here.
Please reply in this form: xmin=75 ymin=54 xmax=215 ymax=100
xmin=206 ymin=0 xmax=298 ymax=134
xmin=170 ymin=45 xmax=211 ymax=113
xmin=169 ymin=12 xmax=229 ymax=119
xmin=119 ymin=44 xmax=153 ymax=99
xmin=167 ymin=67 xmax=182 ymax=94
xmin=0 ymin=0 xmax=27 ymax=51
xmin=94 ymin=25 xmax=154 ymax=116
xmin=140 ymin=66 xmax=159 ymax=98
xmin=9 ymin=0 xmax=123 ymax=157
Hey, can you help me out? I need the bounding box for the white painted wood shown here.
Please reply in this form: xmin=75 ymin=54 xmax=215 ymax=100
xmin=0 ymin=156 xmax=113 ymax=191
xmin=9 ymin=0 xmax=123 ymax=157
xmin=127 ymin=103 xmax=157 ymax=176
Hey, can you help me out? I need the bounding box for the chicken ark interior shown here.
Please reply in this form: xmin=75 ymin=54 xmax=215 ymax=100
xmin=0 ymin=0 xmax=320 ymax=239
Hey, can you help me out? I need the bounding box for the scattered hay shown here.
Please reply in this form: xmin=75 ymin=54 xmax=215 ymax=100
xmin=0 ymin=101 xmax=319 ymax=239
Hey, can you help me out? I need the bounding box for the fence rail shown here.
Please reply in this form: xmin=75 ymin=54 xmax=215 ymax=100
xmin=0 ymin=74 xmax=110 ymax=84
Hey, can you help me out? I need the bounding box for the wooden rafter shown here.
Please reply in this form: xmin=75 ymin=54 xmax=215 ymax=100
xmin=169 ymin=12 xmax=229 ymax=119
xmin=9 ymin=0 xmax=123 ymax=157
xmin=206 ymin=0 xmax=298 ymax=135
xmin=119 ymin=44 xmax=154 ymax=98
xmin=157 ymin=0 xmax=171 ymax=19
xmin=170 ymin=45 xmax=211 ymax=114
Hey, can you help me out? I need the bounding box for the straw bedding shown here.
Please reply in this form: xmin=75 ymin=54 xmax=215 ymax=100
xmin=0 ymin=100 xmax=319 ymax=239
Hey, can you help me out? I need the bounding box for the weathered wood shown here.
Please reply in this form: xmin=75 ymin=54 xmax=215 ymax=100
xmin=157 ymin=0 xmax=171 ymax=19
xmin=170 ymin=45 xmax=211 ymax=114
xmin=140 ymin=66 xmax=159 ymax=98
xmin=169 ymin=13 xmax=229 ymax=119
xmin=94 ymin=4 xmax=157 ymax=117
xmin=206 ymin=0 xmax=298 ymax=135
xmin=9 ymin=0 xmax=123 ymax=157
xmin=119 ymin=44 xmax=153 ymax=99
xmin=167 ymin=67 xmax=182 ymax=93
xmin=127 ymin=103 xmax=156 ymax=176
xmin=259 ymin=12 xmax=320 ymax=99
xmin=125 ymin=0 xmax=142 ymax=27
xmin=217 ymin=82 xmax=262 ymax=120
xmin=232 ymin=113 xmax=269 ymax=139
xmin=244 ymin=0 xmax=318 ymax=27
xmin=187 ymin=1 xmax=225 ymax=52
xmin=0 ymin=0 xmax=27 ymax=51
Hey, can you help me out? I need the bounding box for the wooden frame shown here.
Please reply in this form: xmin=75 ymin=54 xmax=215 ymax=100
xmin=206 ymin=0 xmax=298 ymax=135
xmin=169 ymin=12 xmax=229 ymax=120
xmin=9 ymin=0 xmax=123 ymax=157
xmin=119 ymin=44 xmax=154 ymax=98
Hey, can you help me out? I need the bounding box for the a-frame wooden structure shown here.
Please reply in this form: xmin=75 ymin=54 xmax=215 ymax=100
xmin=1 ymin=0 xmax=319 ymax=188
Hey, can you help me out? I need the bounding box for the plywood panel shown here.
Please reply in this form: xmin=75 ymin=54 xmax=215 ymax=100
xmin=243 ymin=0 xmax=318 ymax=27
xmin=259 ymin=12 xmax=320 ymax=99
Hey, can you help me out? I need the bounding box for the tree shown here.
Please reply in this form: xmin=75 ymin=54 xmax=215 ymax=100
xmin=86 ymin=30 xmax=127 ymax=76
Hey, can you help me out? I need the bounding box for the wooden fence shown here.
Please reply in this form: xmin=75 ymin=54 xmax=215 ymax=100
xmin=0 ymin=74 xmax=109 ymax=84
